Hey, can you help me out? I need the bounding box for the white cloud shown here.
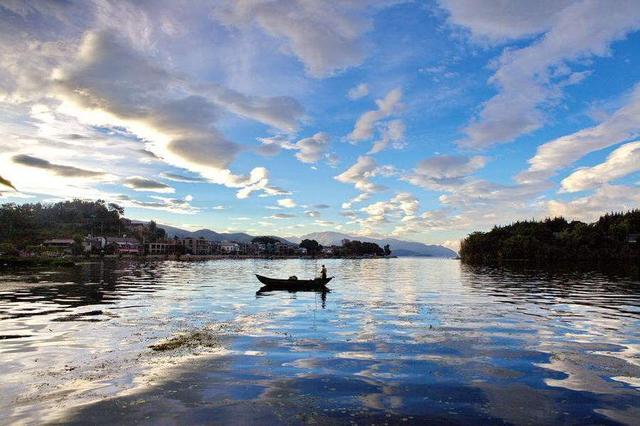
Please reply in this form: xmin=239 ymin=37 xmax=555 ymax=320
xmin=438 ymin=179 xmax=549 ymax=209
xmin=294 ymin=133 xmax=331 ymax=163
xmin=213 ymin=1 xmax=393 ymax=78
xmin=560 ymin=141 xmax=640 ymax=192
xmin=116 ymin=194 xmax=199 ymax=214
xmin=335 ymin=156 xmax=396 ymax=207
xmin=258 ymin=132 xmax=334 ymax=164
xmin=268 ymin=213 xmax=296 ymax=219
xmin=160 ymin=172 xmax=206 ymax=183
xmin=439 ymin=0 xmax=571 ymax=43
xmin=548 ymin=184 xmax=640 ymax=222
xmin=446 ymin=1 xmax=640 ymax=149
xmin=368 ymin=119 xmax=406 ymax=154
xmin=357 ymin=192 xmax=420 ymax=235
xmin=348 ymin=88 xmax=403 ymax=142
xmin=277 ymin=198 xmax=297 ymax=208
xmin=193 ymin=82 xmax=303 ymax=133
xmin=347 ymin=83 xmax=369 ymax=100
xmin=392 ymin=175 xmax=553 ymax=235
xmin=50 ymin=32 xmax=286 ymax=198
xmin=12 ymin=153 xmax=113 ymax=180
xmin=404 ymin=155 xmax=486 ymax=189
xmin=521 ymin=83 xmax=640 ymax=182
xmin=123 ymin=176 xmax=175 ymax=193
xmin=441 ymin=239 xmax=461 ymax=252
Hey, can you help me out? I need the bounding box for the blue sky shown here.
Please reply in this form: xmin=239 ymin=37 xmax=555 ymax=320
xmin=1 ymin=1 xmax=640 ymax=249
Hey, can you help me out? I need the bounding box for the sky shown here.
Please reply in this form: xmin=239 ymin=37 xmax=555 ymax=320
xmin=1 ymin=0 xmax=640 ymax=250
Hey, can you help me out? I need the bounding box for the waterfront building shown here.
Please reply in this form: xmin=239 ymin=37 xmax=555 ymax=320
xmin=220 ymin=241 xmax=240 ymax=254
xmin=180 ymin=237 xmax=211 ymax=255
xmin=43 ymin=239 xmax=75 ymax=255
xmin=106 ymin=237 xmax=142 ymax=255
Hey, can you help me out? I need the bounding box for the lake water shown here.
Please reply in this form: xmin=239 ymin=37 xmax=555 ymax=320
xmin=1 ymin=258 xmax=640 ymax=425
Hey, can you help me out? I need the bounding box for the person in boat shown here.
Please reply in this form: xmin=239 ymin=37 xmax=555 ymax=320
xmin=321 ymin=265 xmax=327 ymax=279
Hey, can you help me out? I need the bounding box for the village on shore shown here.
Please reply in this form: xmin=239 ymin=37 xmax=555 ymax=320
xmin=0 ymin=200 xmax=392 ymax=263
xmin=9 ymin=230 xmax=392 ymax=262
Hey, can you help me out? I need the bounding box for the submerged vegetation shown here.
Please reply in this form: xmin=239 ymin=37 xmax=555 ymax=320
xmin=460 ymin=210 xmax=640 ymax=265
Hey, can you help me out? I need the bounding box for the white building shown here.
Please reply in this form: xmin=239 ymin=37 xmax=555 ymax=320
xmin=220 ymin=241 xmax=240 ymax=253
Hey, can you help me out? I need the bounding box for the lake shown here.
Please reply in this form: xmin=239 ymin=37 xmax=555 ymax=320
xmin=1 ymin=258 xmax=639 ymax=425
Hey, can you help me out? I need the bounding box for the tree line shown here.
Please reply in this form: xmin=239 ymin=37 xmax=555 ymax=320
xmin=459 ymin=210 xmax=640 ymax=265
xmin=298 ymin=238 xmax=391 ymax=256
xmin=0 ymin=199 xmax=393 ymax=258
xmin=0 ymin=200 xmax=127 ymax=248
xmin=0 ymin=199 xmax=168 ymax=254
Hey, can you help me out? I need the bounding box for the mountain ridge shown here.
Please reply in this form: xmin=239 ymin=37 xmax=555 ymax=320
xmin=157 ymin=223 xmax=288 ymax=244
xmin=156 ymin=224 xmax=456 ymax=257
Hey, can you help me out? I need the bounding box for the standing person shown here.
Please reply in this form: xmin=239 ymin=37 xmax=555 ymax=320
xmin=321 ymin=265 xmax=327 ymax=279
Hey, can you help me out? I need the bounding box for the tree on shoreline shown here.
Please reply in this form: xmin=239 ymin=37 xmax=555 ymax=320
xmin=459 ymin=210 xmax=640 ymax=265
xmin=300 ymin=239 xmax=323 ymax=255
xmin=251 ymin=236 xmax=279 ymax=245
xmin=340 ymin=240 xmax=385 ymax=256
xmin=0 ymin=200 xmax=128 ymax=249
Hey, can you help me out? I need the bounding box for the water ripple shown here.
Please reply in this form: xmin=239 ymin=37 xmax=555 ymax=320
xmin=0 ymin=258 xmax=639 ymax=424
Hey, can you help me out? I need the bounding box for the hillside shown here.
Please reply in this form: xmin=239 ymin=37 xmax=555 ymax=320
xmin=460 ymin=211 xmax=640 ymax=264
xmin=158 ymin=223 xmax=288 ymax=244
xmin=287 ymin=231 xmax=457 ymax=257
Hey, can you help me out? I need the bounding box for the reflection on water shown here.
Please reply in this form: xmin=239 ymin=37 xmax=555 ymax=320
xmin=1 ymin=258 xmax=639 ymax=424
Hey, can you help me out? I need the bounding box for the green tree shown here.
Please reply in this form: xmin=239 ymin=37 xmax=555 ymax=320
xmin=459 ymin=210 xmax=640 ymax=265
xmin=300 ymin=239 xmax=322 ymax=255
xmin=252 ymin=236 xmax=279 ymax=245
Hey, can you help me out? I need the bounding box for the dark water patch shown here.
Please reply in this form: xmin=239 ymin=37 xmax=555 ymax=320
xmin=51 ymin=310 xmax=112 ymax=322
xmin=0 ymin=335 xmax=32 ymax=340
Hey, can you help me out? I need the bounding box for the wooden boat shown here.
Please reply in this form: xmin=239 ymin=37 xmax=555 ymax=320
xmin=255 ymin=274 xmax=332 ymax=290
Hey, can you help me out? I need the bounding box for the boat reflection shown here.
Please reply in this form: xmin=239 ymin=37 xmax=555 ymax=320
xmin=256 ymin=286 xmax=328 ymax=308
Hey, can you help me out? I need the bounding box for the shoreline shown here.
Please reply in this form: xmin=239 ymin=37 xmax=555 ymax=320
xmin=0 ymin=254 xmax=400 ymax=267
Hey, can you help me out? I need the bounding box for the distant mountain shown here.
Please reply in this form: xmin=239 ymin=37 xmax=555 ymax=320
xmin=157 ymin=223 xmax=287 ymax=244
xmin=152 ymin=224 xmax=456 ymax=257
xmin=286 ymin=231 xmax=457 ymax=257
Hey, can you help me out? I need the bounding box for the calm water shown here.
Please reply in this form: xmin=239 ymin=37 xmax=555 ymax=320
xmin=1 ymin=258 xmax=640 ymax=425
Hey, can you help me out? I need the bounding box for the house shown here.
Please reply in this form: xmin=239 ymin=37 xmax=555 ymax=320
xmin=274 ymin=242 xmax=296 ymax=255
xmin=248 ymin=242 xmax=266 ymax=254
xmin=107 ymin=237 xmax=142 ymax=255
xmin=220 ymin=241 xmax=240 ymax=254
xmin=145 ymin=241 xmax=179 ymax=255
xmin=180 ymin=237 xmax=211 ymax=255
xmin=43 ymin=239 xmax=75 ymax=255
xmin=83 ymin=236 xmax=106 ymax=253
xmin=322 ymin=246 xmax=337 ymax=255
